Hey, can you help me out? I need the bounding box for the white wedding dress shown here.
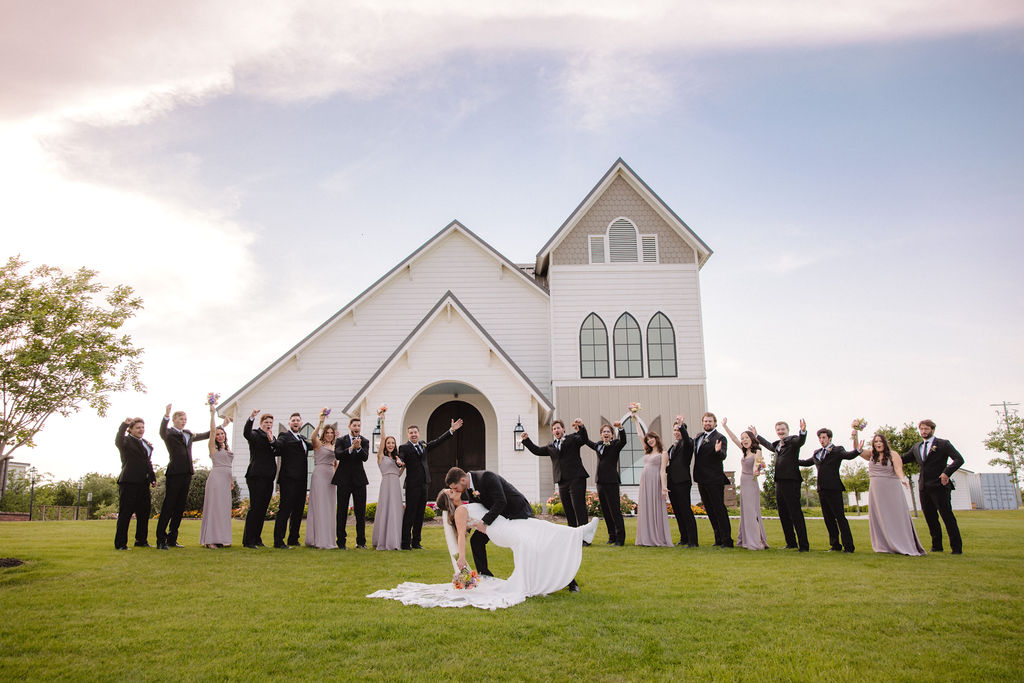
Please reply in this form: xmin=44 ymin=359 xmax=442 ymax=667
xmin=368 ymin=503 xmax=599 ymax=610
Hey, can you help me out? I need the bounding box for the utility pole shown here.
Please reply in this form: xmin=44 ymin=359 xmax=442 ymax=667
xmin=990 ymin=401 xmax=1021 ymax=492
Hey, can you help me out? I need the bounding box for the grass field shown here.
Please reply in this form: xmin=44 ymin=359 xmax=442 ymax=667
xmin=1 ymin=511 xmax=1022 ymax=682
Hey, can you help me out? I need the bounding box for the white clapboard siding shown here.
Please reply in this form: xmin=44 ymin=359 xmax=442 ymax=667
xmin=547 ymin=263 xmax=706 ymax=383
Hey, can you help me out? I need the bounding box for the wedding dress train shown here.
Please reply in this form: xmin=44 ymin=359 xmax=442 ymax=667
xmin=368 ymin=503 xmax=599 ymax=610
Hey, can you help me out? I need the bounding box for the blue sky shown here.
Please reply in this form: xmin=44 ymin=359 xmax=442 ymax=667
xmin=3 ymin=2 xmax=1022 ymax=481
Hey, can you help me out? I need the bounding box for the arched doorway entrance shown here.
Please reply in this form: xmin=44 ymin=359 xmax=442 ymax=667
xmin=427 ymin=400 xmax=485 ymax=500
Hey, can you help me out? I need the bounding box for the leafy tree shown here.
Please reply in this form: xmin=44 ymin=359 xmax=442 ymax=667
xmin=0 ymin=256 xmax=144 ymax=502
xmin=81 ymin=472 xmax=119 ymax=518
xmin=759 ymin=460 xmax=777 ymax=509
xmin=984 ymin=409 xmax=1024 ymax=494
xmin=841 ymin=462 xmax=870 ymax=513
xmin=877 ymin=423 xmax=922 ymax=516
xmin=801 ymin=467 xmax=817 ymax=507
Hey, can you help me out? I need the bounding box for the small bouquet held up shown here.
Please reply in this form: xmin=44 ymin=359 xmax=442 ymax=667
xmin=851 ymin=418 xmax=868 ymax=432
xmin=207 ymin=392 xmax=220 ymax=406
xmin=320 ymin=408 xmax=332 ymax=418
xmin=452 ymin=564 xmax=479 ymax=590
xmin=755 ymin=459 xmax=766 ymax=476
xmin=377 ymin=404 xmax=388 ymax=417
xmin=628 ymin=402 xmax=642 ymax=414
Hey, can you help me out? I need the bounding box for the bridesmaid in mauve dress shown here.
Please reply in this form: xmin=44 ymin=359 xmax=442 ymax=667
xmin=305 ymin=410 xmax=338 ymax=548
xmin=200 ymin=405 xmax=234 ymax=548
xmin=372 ymin=411 xmax=404 ymax=551
xmin=632 ymin=410 xmax=672 ymax=547
xmin=722 ymin=418 xmax=768 ymax=550
xmin=855 ymin=431 xmax=925 ymax=556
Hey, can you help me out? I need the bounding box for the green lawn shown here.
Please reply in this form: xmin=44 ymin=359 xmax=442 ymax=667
xmin=1 ymin=511 xmax=1022 ymax=681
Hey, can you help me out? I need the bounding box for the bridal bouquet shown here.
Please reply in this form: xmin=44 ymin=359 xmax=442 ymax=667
xmin=452 ymin=565 xmax=479 ymax=590
xmin=851 ymin=418 xmax=868 ymax=432
xmin=321 ymin=408 xmax=331 ymax=417
xmin=755 ymin=459 xmax=766 ymax=476
xmin=377 ymin=404 xmax=388 ymax=416
xmin=207 ymin=392 xmax=220 ymax=406
xmin=628 ymin=402 xmax=642 ymax=413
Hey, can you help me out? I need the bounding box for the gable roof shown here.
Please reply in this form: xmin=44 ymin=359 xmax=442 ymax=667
xmin=342 ymin=290 xmax=555 ymax=416
xmin=535 ymin=158 xmax=713 ymax=274
xmin=219 ymin=220 xmax=548 ymax=411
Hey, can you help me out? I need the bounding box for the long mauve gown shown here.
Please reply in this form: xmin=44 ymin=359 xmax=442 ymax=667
xmin=372 ymin=455 xmax=403 ymax=550
xmin=736 ymin=453 xmax=768 ymax=550
xmin=636 ymin=452 xmax=672 ymax=547
xmin=305 ymin=445 xmax=337 ymax=548
xmin=867 ymin=458 xmax=925 ymax=556
xmin=199 ymin=447 xmax=233 ymax=546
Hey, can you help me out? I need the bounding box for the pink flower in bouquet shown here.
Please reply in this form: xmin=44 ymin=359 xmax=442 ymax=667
xmin=377 ymin=404 xmax=388 ymax=416
xmin=628 ymin=402 xmax=642 ymax=413
xmin=207 ymin=392 xmax=220 ymax=406
xmin=851 ymin=418 xmax=868 ymax=432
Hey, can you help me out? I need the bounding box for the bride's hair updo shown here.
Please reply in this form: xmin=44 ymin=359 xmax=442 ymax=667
xmin=436 ymin=490 xmax=460 ymax=530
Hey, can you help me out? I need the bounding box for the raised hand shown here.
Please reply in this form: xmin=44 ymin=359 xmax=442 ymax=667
xmin=721 ymin=417 xmax=728 ymax=427
xmin=799 ymin=418 xmax=807 ymax=431
xmin=612 ymin=421 xmax=622 ymax=429
xmin=572 ymin=418 xmax=583 ymax=430
xmin=250 ymin=409 xmax=261 ymax=420
xmin=451 ymin=418 xmax=464 ymax=431
xmin=674 ymin=414 xmax=685 ymax=426
xmin=165 ymin=403 xmax=172 ymax=417
xmin=520 ymin=431 xmax=529 ymax=442
xmin=747 ymin=425 xmax=758 ymax=437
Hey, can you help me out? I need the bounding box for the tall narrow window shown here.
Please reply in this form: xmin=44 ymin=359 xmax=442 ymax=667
xmin=618 ymin=416 xmax=645 ymax=485
xmin=579 ymin=313 xmax=609 ymax=378
xmin=647 ymin=312 xmax=677 ymax=377
xmin=608 ymin=218 xmax=639 ymax=262
xmin=613 ymin=313 xmax=643 ymax=378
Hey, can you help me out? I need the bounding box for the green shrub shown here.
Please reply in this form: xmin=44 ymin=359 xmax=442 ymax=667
xmin=423 ymin=506 xmax=436 ymax=521
xmin=548 ymin=502 xmax=565 ymax=516
xmin=530 ymin=502 xmax=543 ymax=516
xmin=365 ymin=502 xmax=377 ymax=521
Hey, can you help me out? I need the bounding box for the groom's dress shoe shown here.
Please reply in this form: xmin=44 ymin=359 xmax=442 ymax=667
xmin=134 ymin=541 xmax=151 ymax=548
xmin=170 ymin=543 xmax=185 ymax=548
xmin=243 ymin=544 xmax=259 ymax=549
xmin=582 ymin=541 xmax=591 ymax=547
xmin=411 ymin=543 xmax=423 ymax=550
xmin=273 ymin=543 xmax=290 ymax=549
xmin=115 ymin=546 xmax=128 ymax=551
xmin=156 ymin=543 xmax=169 ymax=550
xmin=567 ymin=580 xmax=581 ymax=593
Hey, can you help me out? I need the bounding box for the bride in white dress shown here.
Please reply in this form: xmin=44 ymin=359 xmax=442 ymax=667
xmin=368 ymin=490 xmax=599 ymax=610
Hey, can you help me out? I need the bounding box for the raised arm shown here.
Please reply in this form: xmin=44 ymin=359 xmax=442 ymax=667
xmin=852 ymin=431 xmax=871 ymax=460
xmin=115 ymin=419 xmax=130 ymax=448
xmin=720 ymin=417 xmax=743 ymax=449
xmin=376 ymin=417 xmax=386 ymax=464
xmin=520 ymin=433 xmax=547 ymax=457
xmin=208 ymin=405 xmax=218 ymax=455
xmin=312 ymin=411 xmax=326 ymax=450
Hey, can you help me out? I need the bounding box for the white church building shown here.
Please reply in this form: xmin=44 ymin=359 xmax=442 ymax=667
xmin=219 ymin=159 xmax=713 ymax=504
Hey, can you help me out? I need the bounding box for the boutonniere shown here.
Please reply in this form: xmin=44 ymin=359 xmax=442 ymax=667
xmin=469 ymin=488 xmax=479 ymax=498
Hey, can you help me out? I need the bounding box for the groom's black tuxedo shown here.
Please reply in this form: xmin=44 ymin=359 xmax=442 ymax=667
xmin=274 ymin=429 xmax=311 ymax=546
xmin=902 ymin=437 xmax=964 ymax=553
xmin=758 ymin=430 xmax=809 ymax=551
xmin=333 ymin=433 xmax=370 ymax=548
xmin=799 ymin=444 xmax=859 ymax=551
xmin=463 ymin=470 xmax=533 ymax=576
xmin=692 ymin=429 xmax=732 ymax=547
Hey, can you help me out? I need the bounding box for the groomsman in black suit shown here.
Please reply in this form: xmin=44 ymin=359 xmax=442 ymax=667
xmin=399 ymin=419 xmax=462 ymax=549
xmin=445 ymin=467 xmax=534 ymax=577
xmin=585 ymin=422 xmax=627 ymax=545
xmin=692 ymin=412 xmax=732 ymax=547
xmin=333 ymin=417 xmax=369 ymax=549
xmin=522 ymin=418 xmax=591 ymax=530
xmin=156 ymin=404 xmax=209 ymax=549
xmin=242 ymin=409 xmax=277 ymax=548
xmin=902 ymin=419 xmax=965 ymax=554
xmin=274 ymin=412 xmax=311 ymax=548
xmin=114 ymin=417 xmax=157 ymax=549
xmin=667 ymin=416 xmax=698 ymax=547
xmin=754 ymin=419 xmax=809 ymax=551
xmin=798 ymin=427 xmax=859 ymax=552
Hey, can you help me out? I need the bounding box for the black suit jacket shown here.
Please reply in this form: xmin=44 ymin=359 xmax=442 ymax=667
xmin=398 ymin=429 xmax=454 ymax=489
xmin=115 ymin=422 xmax=156 ymax=485
xmin=902 ymin=438 xmax=964 ymax=491
xmin=276 ymin=430 xmax=310 ymax=483
xmin=692 ymin=429 xmax=728 ymax=485
xmin=798 ymin=444 xmax=859 ymax=491
xmin=159 ymin=416 xmax=208 ymax=476
xmin=243 ymin=418 xmax=278 ymax=479
xmin=757 ymin=431 xmax=807 ymax=481
xmin=332 ymin=433 xmax=369 ymax=486
xmin=586 ymin=428 xmax=627 ymax=485
xmin=466 ymin=470 xmax=533 ymax=526
xmin=666 ymin=423 xmax=695 ymax=487
xmin=522 ymin=425 xmax=590 ymax=484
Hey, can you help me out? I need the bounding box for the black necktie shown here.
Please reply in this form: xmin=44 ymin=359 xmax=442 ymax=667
xmin=415 ymin=443 xmax=423 ymax=455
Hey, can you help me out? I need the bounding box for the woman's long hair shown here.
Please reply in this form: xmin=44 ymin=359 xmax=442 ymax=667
xmin=380 ymin=435 xmax=398 ymax=459
xmin=321 ymin=425 xmax=336 ymax=446
xmin=740 ymin=430 xmax=760 ymax=456
xmin=435 ymin=490 xmax=459 ymax=530
xmin=870 ymin=432 xmax=893 ymax=465
xmin=215 ymin=426 xmax=230 ymax=451
xmin=642 ymin=430 xmax=664 ymax=454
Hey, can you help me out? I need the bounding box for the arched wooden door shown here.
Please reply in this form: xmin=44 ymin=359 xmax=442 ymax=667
xmin=427 ymin=400 xmax=485 ymax=500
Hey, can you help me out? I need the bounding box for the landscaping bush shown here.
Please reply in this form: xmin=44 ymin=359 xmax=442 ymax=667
xmin=365 ymin=502 xmax=377 ymax=521
xmin=548 ymin=502 xmax=565 ymax=516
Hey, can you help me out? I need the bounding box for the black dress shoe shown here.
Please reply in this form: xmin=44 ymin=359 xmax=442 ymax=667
xmin=273 ymin=543 xmax=290 ymax=549
xmin=687 ymin=544 xmax=699 ymax=548
xmin=411 ymin=543 xmax=423 ymax=550
xmin=798 ymin=548 xmax=809 ymax=553
xmin=843 ymin=549 xmax=855 ymax=553
xmin=606 ymin=539 xmax=618 ymax=545
xmin=582 ymin=541 xmax=591 ymax=547
xmin=170 ymin=543 xmax=185 ymax=548
xmin=157 ymin=543 xmax=169 ymax=550
xmin=400 ymin=546 xmax=411 ymax=550
xmin=338 ymin=545 xmax=347 ymax=550
xmin=356 ymin=544 xmax=367 ymax=549
xmin=567 ymin=580 xmax=581 ymax=593
xmin=255 ymin=541 xmax=266 ymax=547
xmin=785 ymin=544 xmax=799 ymax=550
xmin=951 ymin=550 xmax=962 ymax=555
xmin=614 ymin=541 xmax=625 ymax=546
xmin=931 ymin=547 xmax=944 ymax=553
xmin=134 ymin=542 xmax=151 ymax=548
xmin=243 ymin=544 xmax=259 ymax=549
xmin=115 ymin=546 xmax=128 ymax=551
xmin=287 ymin=541 xmax=300 ymax=547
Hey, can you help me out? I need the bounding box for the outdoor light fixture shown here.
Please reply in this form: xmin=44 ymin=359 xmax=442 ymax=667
xmin=513 ymin=416 xmax=525 ymax=451
xmin=372 ymin=418 xmax=381 ymax=454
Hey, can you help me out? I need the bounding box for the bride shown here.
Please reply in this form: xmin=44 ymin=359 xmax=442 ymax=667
xmin=369 ymin=473 xmax=598 ymax=610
